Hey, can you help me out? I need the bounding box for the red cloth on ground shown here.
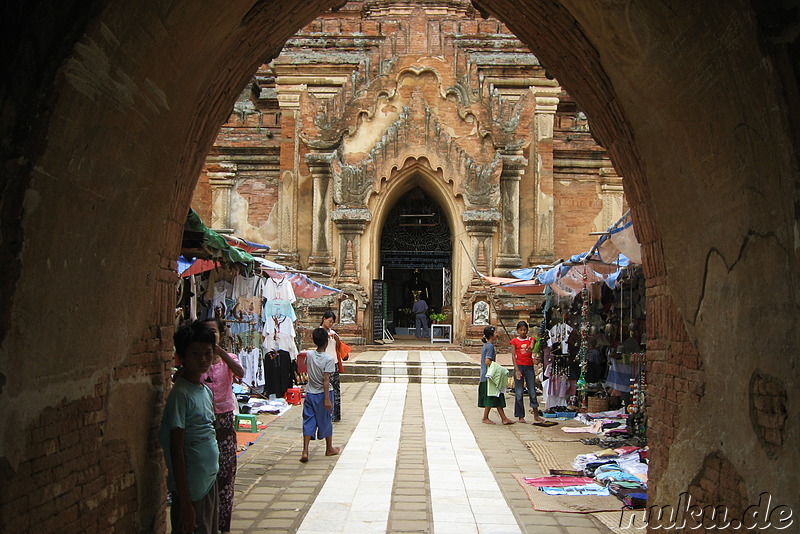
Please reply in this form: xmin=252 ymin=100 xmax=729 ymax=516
xmin=523 ymin=476 xmax=596 ymax=487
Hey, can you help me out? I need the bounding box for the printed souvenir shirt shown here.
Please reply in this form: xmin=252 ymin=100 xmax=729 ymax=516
xmin=159 ymin=377 xmax=220 ymax=501
xmin=511 ymin=337 xmax=535 ymax=366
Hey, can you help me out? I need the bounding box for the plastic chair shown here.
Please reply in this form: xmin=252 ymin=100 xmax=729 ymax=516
xmin=234 ymin=413 xmax=258 ymax=433
xmin=284 ymin=388 xmax=302 ymax=405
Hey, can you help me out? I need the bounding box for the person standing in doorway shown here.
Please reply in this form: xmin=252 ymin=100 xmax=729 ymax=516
xmin=478 ymin=326 xmax=515 ymax=425
xmin=199 ymin=318 xmax=244 ymax=534
xmin=411 ymin=295 xmax=429 ymax=339
xmin=320 ymin=311 xmax=343 ymax=422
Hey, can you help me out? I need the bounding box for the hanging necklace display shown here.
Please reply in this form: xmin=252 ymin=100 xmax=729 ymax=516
xmin=628 ymin=351 xmax=647 ymax=444
xmin=576 ymin=265 xmax=590 ymax=408
xmin=550 ymin=311 xmax=570 ymax=381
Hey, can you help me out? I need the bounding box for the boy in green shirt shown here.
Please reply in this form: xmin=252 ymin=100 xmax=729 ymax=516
xmin=160 ymin=322 xmax=220 ymax=533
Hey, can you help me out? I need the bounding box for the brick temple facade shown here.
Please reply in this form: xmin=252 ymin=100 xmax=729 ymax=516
xmin=192 ymin=0 xmax=624 ymax=343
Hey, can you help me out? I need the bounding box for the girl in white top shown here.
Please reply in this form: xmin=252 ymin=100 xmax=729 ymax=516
xmin=320 ymin=310 xmax=342 ymax=422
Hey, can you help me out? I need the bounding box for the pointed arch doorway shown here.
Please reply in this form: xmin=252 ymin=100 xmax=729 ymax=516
xmin=379 ymin=187 xmax=452 ymax=339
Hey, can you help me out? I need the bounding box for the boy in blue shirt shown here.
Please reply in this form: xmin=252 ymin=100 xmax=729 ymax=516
xmin=300 ymin=327 xmax=340 ymax=463
xmin=160 ymin=322 xmax=220 ymax=533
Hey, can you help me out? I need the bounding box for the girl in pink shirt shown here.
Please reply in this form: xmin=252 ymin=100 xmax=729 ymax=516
xmin=200 ymin=318 xmax=244 ymax=534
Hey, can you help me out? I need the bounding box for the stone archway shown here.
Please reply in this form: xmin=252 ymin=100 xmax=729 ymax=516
xmin=379 ymin=187 xmax=452 ymax=337
xmin=367 ymin=158 xmax=467 ymax=342
xmin=2 ymin=1 xmax=798 ymax=531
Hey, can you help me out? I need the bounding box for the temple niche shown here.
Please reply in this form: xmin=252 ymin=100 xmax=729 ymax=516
xmin=192 ymin=0 xmax=625 ymax=343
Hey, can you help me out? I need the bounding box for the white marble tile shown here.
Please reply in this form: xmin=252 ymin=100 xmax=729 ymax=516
xmin=342 ymin=519 xmax=389 ymax=533
xmin=477 ymin=525 xmax=525 ymax=534
xmin=429 ymin=486 xmax=468 ymax=499
xmin=475 ymin=513 xmax=521 ymax=525
xmin=468 ymin=497 xmax=509 ymax=510
xmin=434 ymin=521 xmax=479 ymax=534
xmin=297 ymin=378 xmax=407 ymax=534
xmin=422 ymin=383 xmax=521 ymax=534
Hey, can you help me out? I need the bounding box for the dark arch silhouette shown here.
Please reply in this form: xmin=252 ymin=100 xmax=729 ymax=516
xmin=1 ymin=1 xmax=798 ymax=530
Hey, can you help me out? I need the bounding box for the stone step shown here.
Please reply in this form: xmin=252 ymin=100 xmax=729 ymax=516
xmin=339 ymin=373 xmax=480 ymax=384
xmin=339 ymin=358 xmax=483 ymax=384
xmin=342 ymin=362 xmax=480 ymax=377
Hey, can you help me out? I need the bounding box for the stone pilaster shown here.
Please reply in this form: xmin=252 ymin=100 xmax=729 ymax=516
xmin=495 ymin=150 xmax=527 ymax=274
xmin=599 ymin=168 xmax=625 ymax=230
xmin=332 ymin=207 xmax=371 ymax=283
xmin=463 ymin=209 xmax=500 ymax=276
xmin=275 ymin=84 xmax=305 ymax=264
xmin=530 ymin=82 xmax=560 ymax=265
xmin=207 ymin=163 xmax=236 ymax=230
xmin=306 ymin=150 xmax=336 ymax=277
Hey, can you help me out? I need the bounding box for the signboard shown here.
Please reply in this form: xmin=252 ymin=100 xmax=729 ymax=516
xmin=372 ymin=279 xmax=385 ymax=341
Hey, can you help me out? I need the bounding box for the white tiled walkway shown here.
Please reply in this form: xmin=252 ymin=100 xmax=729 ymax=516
xmin=296 ymin=354 xmax=408 ymax=533
xmin=423 ymin=381 xmax=521 ymax=534
xmin=296 ymin=350 xmax=522 ymax=534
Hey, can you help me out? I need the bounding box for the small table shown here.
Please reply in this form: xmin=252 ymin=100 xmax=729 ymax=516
xmin=431 ymin=324 xmax=452 ymax=343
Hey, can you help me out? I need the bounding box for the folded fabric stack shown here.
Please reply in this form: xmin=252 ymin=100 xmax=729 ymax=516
xmin=569 ymin=446 xmax=649 ymax=508
xmin=521 ymin=475 xmax=610 ymax=496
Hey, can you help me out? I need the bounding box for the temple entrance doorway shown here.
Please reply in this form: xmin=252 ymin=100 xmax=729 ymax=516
xmin=379 ymin=187 xmax=452 ymax=339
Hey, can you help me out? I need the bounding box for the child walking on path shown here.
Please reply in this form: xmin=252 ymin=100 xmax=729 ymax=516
xmin=300 ymin=327 xmax=341 ymax=462
xmin=511 ymin=320 xmax=546 ymax=424
xmin=160 ymin=322 xmax=220 ymax=534
xmin=478 ymin=325 xmax=515 ymax=425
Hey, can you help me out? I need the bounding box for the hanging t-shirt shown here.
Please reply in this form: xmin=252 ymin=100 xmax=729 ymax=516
xmin=263 ymin=299 xmax=297 ymax=323
xmin=208 ymin=280 xmax=234 ymax=316
xmin=263 ymin=332 xmax=299 ymax=360
xmin=262 ymin=276 xmax=296 ymax=304
xmin=548 ymin=323 xmax=573 ymax=354
xmin=511 ymin=336 xmax=535 ymax=366
xmin=232 ymin=274 xmax=261 ymax=299
xmin=239 ymin=347 xmax=264 ymax=388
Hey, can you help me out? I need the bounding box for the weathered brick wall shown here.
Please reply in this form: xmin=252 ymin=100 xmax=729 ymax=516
xmin=0 ymin=256 xmax=178 ymax=533
xmin=3 ymin=382 xmax=146 ymax=533
xmin=1 ymin=1 xmax=347 ymax=532
xmin=552 ymin=180 xmax=604 ymax=257
xmin=641 ymin=234 xmax=705 ymax=511
xmin=193 ymin=170 xmax=213 ymax=222
xmin=236 ymin=179 xmax=279 ymax=226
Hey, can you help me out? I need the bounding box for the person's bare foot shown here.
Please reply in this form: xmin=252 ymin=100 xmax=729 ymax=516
xmin=325 ymin=447 xmax=340 ymax=456
xmin=299 ymin=454 xmax=309 ymax=463
xmin=482 ymin=418 xmax=496 ymax=425
xmin=502 ymin=419 xmax=516 ymax=425
xmin=518 ymin=417 xmax=526 ymax=423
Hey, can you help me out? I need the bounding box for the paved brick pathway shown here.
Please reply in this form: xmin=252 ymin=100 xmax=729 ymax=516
xmin=228 ymin=350 xmax=614 ymax=534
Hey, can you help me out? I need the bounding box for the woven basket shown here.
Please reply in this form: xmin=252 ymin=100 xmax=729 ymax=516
xmin=587 ymin=396 xmax=609 ymax=413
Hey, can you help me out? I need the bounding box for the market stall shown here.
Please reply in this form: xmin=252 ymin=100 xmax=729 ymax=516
xmin=176 ymin=209 xmax=341 ymax=400
xmin=490 ymin=211 xmax=648 ymax=446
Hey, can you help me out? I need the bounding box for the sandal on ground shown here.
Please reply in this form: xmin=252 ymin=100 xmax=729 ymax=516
xmin=532 ymin=421 xmax=558 ymax=427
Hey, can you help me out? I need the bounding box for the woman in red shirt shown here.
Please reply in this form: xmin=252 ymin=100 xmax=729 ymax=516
xmin=510 ymin=321 xmax=545 ymax=423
